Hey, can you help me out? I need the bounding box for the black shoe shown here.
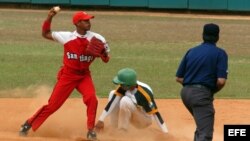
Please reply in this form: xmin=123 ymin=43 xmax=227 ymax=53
xmin=87 ymin=130 xmax=97 ymax=141
xmin=19 ymin=121 xmax=31 ymax=136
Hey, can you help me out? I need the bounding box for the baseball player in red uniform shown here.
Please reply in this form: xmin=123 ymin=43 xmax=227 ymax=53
xmin=19 ymin=7 xmax=110 ymax=141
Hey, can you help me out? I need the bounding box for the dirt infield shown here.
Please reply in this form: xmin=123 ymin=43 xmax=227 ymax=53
xmin=1 ymin=97 xmax=250 ymax=141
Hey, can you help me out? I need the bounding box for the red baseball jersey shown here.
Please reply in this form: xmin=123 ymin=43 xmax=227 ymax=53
xmin=52 ymin=31 xmax=109 ymax=71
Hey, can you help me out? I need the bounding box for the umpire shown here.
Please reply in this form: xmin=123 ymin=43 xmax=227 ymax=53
xmin=176 ymin=23 xmax=228 ymax=141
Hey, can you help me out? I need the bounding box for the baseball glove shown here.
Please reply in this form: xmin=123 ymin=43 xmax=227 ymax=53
xmin=86 ymin=36 xmax=105 ymax=57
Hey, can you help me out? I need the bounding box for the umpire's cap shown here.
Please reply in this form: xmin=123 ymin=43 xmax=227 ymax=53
xmin=203 ymin=23 xmax=220 ymax=43
xmin=72 ymin=11 xmax=94 ymax=25
xmin=113 ymin=68 xmax=137 ymax=86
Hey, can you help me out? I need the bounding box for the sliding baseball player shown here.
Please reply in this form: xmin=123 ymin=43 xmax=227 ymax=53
xmin=95 ymin=68 xmax=168 ymax=133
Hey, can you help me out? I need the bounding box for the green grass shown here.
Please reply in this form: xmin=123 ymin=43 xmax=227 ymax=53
xmin=0 ymin=9 xmax=250 ymax=98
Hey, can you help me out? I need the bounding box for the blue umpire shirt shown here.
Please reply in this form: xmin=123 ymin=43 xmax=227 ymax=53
xmin=176 ymin=42 xmax=228 ymax=91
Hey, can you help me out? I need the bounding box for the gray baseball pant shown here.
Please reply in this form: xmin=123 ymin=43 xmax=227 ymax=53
xmin=181 ymin=86 xmax=215 ymax=141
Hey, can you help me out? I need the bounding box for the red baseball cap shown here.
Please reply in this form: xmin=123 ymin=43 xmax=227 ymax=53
xmin=72 ymin=11 xmax=94 ymax=24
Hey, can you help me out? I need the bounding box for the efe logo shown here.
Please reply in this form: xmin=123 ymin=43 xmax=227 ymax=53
xmin=228 ymin=129 xmax=246 ymax=136
xmin=224 ymin=125 xmax=250 ymax=141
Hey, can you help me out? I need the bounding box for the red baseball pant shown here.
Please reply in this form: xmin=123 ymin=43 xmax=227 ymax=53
xmin=27 ymin=67 xmax=98 ymax=131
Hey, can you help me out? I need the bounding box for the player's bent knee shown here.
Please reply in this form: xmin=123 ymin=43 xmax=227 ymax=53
xmin=119 ymin=96 xmax=134 ymax=109
xmin=84 ymin=94 xmax=98 ymax=105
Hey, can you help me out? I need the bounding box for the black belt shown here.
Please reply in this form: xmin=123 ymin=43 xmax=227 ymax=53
xmin=185 ymin=84 xmax=211 ymax=91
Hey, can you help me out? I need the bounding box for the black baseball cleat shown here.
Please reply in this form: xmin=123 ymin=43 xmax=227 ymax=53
xmin=87 ymin=130 xmax=97 ymax=141
xmin=19 ymin=121 xmax=31 ymax=136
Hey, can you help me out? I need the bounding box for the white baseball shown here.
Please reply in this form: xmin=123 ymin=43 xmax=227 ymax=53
xmin=53 ymin=6 xmax=60 ymax=13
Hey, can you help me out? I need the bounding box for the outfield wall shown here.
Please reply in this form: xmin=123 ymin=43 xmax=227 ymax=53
xmin=1 ymin=0 xmax=250 ymax=12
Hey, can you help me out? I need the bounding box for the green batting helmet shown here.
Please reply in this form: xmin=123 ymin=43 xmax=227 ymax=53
xmin=113 ymin=68 xmax=137 ymax=86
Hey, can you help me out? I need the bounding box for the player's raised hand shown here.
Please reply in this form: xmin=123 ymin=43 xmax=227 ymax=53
xmin=42 ymin=6 xmax=60 ymax=40
xmin=48 ymin=6 xmax=60 ymax=18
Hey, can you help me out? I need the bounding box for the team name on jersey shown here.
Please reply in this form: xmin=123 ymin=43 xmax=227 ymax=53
xmin=66 ymin=52 xmax=93 ymax=62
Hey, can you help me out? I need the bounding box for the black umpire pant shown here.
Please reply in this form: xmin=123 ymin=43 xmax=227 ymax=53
xmin=181 ymin=85 xmax=214 ymax=141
